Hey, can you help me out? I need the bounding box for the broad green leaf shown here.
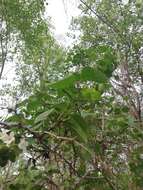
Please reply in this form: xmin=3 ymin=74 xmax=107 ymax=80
xmin=50 ymin=74 xmax=79 ymax=89
xmin=80 ymin=67 xmax=107 ymax=83
xmin=50 ymin=67 xmax=107 ymax=91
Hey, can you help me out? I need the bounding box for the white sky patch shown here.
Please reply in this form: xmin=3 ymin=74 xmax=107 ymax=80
xmin=46 ymin=0 xmax=80 ymax=45
xmin=46 ymin=0 xmax=69 ymax=34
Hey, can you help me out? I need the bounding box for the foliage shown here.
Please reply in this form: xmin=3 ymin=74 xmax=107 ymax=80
xmin=0 ymin=0 xmax=143 ymax=189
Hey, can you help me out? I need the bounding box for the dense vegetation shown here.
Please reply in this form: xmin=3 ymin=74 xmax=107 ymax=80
xmin=0 ymin=0 xmax=143 ymax=189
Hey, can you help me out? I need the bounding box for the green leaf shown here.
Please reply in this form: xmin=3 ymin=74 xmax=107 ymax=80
xmin=80 ymin=67 xmax=107 ymax=83
xmin=81 ymin=88 xmax=101 ymax=101
xmin=35 ymin=108 xmax=55 ymax=123
xmin=70 ymin=114 xmax=89 ymax=142
xmin=97 ymin=55 xmax=115 ymax=77
xmin=50 ymin=74 xmax=79 ymax=89
xmin=50 ymin=67 xmax=107 ymax=91
xmin=6 ymin=115 xmax=21 ymax=123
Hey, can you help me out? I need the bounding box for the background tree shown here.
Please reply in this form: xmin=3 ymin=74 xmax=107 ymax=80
xmin=0 ymin=0 xmax=143 ymax=189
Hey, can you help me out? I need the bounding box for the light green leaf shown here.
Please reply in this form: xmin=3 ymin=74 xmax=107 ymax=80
xmin=81 ymin=88 xmax=101 ymax=101
xmin=35 ymin=109 xmax=54 ymax=124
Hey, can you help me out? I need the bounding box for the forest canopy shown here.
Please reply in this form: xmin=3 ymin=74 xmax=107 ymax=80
xmin=0 ymin=0 xmax=143 ymax=189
